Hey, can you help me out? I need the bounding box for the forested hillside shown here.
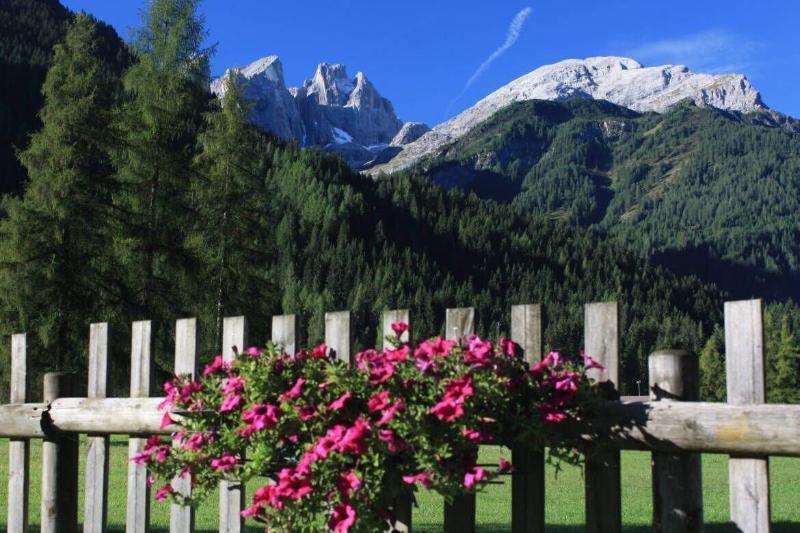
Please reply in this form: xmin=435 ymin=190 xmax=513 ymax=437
xmin=414 ymin=99 xmax=800 ymax=302
xmin=0 ymin=0 xmax=130 ymax=194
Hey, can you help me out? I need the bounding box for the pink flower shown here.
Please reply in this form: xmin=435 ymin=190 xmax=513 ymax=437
xmin=465 ymin=336 xmax=493 ymax=365
xmin=329 ymin=502 xmax=357 ymax=533
xmin=377 ymin=401 xmax=403 ymax=426
xmin=336 ymin=418 xmax=371 ymax=455
xmin=220 ymin=393 xmax=244 ymax=413
xmin=327 ymin=391 xmax=352 ymax=411
xmin=295 ymin=404 xmax=317 ymax=421
xmin=415 ymin=337 xmax=457 ymax=358
xmin=378 ymin=429 xmax=406 ymax=453
xmin=241 ymin=403 xmax=280 ymax=435
xmin=462 ymin=427 xmax=494 ymax=442
xmin=581 ymin=350 xmax=605 ymax=371
xmin=222 ymin=376 xmax=245 ymax=395
xmin=279 ymin=377 xmax=305 ymax=401
xmin=429 ymin=397 xmax=464 ymax=422
xmin=367 ymin=391 xmax=391 ymax=412
xmin=499 ymin=338 xmax=516 ymax=357
xmin=159 ymin=411 xmax=174 ymax=429
xmin=532 ymin=352 xmax=561 ymax=375
xmin=385 ymin=345 xmax=410 ymax=362
xmin=202 ymin=355 xmax=228 ymax=376
xmin=311 ymin=343 xmax=328 ymax=359
xmin=211 ymin=453 xmax=239 ymax=471
xmin=244 ymin=346 xmax=261 ymax=358
xmin=497 ymin=457 xmax=512 ymax=474
xmin=391 ymin=322 xmax=409 ymax=337
xmin=464 ymin=466 xmax=487 ymax=490
xmin=369 ymin=360 xmax=395 ymax=385
xmin=155 ymin=483 xmax=174 ymax=502
xmin=182 ymin=432 xmax=204 ymax=452
xmin=402 ymin=472 xmax=432 ymax=488
xmin=542 ymin=410 xmax=567 ymax=423
xmin=337 ymin=471 xmax=362 ymax=498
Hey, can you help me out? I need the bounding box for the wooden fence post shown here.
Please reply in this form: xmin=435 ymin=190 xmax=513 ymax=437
xmin=7 ymin=333 xmax=29 ymax=533
xmin=444 ymin=307 xmax=476 ymax=533
xmin=41 ymin=372 xmax=79 ymax=533
xmin=84 ymin=323 xmax=110 ymax=533
xmin=649 ymin=350 xmax=703 ymax=532
xmin=584 ymin=301 xmax=621 ymax=533
xmin=126 ymin=321 xmax=152 ymax=533
xmin=725 ymin=300 xmax=771 ymax=533
xmin=511 ymin=304 xmax=545 ymax=533
xmin=383 ymin=309 xmax=412 ymax=533
xmin=220 ymin=317 xmax=247 ymax=533
xmin=272 ymin=314 xmax=297 ymax=356
xmin=170 ymin=319 xmax=198 ymax=533
xmin=325 ymin=311 xmax=352 ymax=363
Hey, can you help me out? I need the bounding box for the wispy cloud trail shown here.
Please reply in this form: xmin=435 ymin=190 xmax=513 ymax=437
xmin=448 ymin=7 xmax=533 ymax=113
xmin=629 ymin=29 xmax=762 ymax=74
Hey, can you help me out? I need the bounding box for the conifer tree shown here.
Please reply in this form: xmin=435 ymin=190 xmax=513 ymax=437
xmin=699 ymin=325 xmax=726 ymax=401
xmin=112 ymin=0 xmax=209 ymax=338
xmin=0 ymin=13 xmax=122 ymax=373
xmin=190 ymin=75 xmax=278 ymax=350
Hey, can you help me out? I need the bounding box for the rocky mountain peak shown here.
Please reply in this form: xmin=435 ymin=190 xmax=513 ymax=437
xmin=368 ymin=56 xmax=770 ymax=174
xmin=211 ymin=56 xmax=427 ymax=168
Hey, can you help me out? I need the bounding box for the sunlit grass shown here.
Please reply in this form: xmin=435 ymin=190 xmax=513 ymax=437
xmin=1 ymin=437 xmax=798 ymax=531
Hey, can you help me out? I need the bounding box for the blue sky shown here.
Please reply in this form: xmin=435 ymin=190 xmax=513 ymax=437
xmin=63 ymin=0 xmax=800 ymax=126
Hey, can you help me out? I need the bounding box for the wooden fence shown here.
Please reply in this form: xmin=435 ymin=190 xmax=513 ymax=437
xmin=3 ymin=299 xmax=800 ymax=532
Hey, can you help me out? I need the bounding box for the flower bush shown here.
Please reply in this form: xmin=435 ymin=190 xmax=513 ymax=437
xmin=137 ymin=324 xmax=604 ymax=532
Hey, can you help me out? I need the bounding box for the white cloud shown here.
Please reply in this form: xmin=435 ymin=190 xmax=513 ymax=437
xmin=448 ymin=7 xmax=533 ymax=111
xmin=629 ymin=29 xmax=762 ymax=74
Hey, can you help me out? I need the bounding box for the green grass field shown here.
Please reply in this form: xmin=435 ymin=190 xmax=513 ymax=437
xmin=1 ymin=437 xmax=798 ymax=532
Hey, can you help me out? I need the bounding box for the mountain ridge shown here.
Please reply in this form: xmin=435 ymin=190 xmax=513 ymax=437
xmin=368 ymin=56 xmax=793 ymax=174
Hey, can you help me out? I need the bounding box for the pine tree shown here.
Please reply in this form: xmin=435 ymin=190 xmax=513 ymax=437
xmin=699 ymin=325 xmax=726 ymax=401
xmin=0 ymin=13 xmax=122 ymax=374
xmin=111 ymin=0 xmax=209 ymax=346
xmin=190 ymin=75 xmax=278 ymax=352
xmin=766 ymin=307 xmax=800 ymax=403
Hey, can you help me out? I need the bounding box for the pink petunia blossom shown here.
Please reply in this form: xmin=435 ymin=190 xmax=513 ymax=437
xmin=462 ymin=427 xmax=494 ymax=442
xmin=367 ymin=391 xmax=391 ymax=412
xmin=202 ymin=355 xmax=229 ymax=376
xmin=377 ymin=401 xmax=403 ymax=426
xmin=391 ymin=322 xmax=409 ymax=337
xmin=402 ymin=472 xmax=432 ymax=488
xmin=311 ymin=343 xmax=328 ymax=359
xmin=244 ymin=346 xmax=261 ymax=358
xmin=279 ymin=377 xmax=305 ymax=402
xmin=155 ymin=483 xmax=174 ymax=502
xmin=222 ymin=376 xmax=245 ymax=395
xmin=329 ymin=502 xmax=357 ymax=533
xmin=219 ymin=393 xmax=244 ymax=413
xmin=336 ymin=471 xmax=362 ymax=498
xmin=211 ymin=453 xmax=239 ymax=471
xmin=327 ymin=391 xmax=352 ymax=411
xmin=464 ymin=466 xmax=487 ymax=489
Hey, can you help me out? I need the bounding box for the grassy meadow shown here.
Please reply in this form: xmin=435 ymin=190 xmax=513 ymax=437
xmin=1 ymin=437 xmax=798 ymax=532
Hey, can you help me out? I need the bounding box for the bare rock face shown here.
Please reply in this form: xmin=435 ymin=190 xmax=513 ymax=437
xmin=211 ymin=57 xmax=424 ymax=168
xmin=210 ymin=56 xmax=305 ymax=142
xmin=390 ymin=122 xmax=431 ymax=146
xmin=369 ymin=56 xmax=770 ymax=174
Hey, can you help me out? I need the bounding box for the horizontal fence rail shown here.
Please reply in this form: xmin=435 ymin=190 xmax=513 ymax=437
xmin=2 ymin=299 xmax=797 ymax=533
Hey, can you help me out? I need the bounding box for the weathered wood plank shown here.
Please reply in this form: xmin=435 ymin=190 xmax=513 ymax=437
xmin=382 ymin=309 xmax=412 ymax=533
xmin=41 ymin=373 xmax=79 ymax=533
xmin=725 ymin=299 xmax=771 ymax=533
xmin=16 ymin=397 xmax=797 ymax=455
xmin=85 ymin=323 xmax=110 ymax=533
xmin=325 ymin=311 xmax=351 ymax=363
xmin=220 ymin=317 xmax=246 ymax=533
xmin=584 ymin=301 xmax=621 ymax=533
xmin=444 ymin=307 xmax=476 ymax=533
xmin=271 ymin=314 xmax=297 ymax=356
xmin=126 ymin=321 xmax=152 ymax=533
xmin=445 ymin=307 xmax=474 ymax=341
xmin=511 ymin=304 xmax=545 ymax=533
xmin=382 ymin=309 xmax=411 ymax=346
xmin=170 ymin=319 xmax=198 ymax=533
xmin=8 ymin=333 xmax=29 ymax=533
xmin=649 ymin=350 xmax=702 ymax=533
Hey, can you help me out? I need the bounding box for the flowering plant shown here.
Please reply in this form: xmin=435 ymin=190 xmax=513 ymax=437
xmin=138 ymin=324 xmax=603 ymax=532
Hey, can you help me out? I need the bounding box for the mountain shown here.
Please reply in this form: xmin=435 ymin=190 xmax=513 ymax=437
xmin=211 ymin=56 xmax=430 ymax=168
xmin=369 ymin=56 xmax=796 ymax=174
xmin=399 ymin=97 xmax=800 ymax=301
